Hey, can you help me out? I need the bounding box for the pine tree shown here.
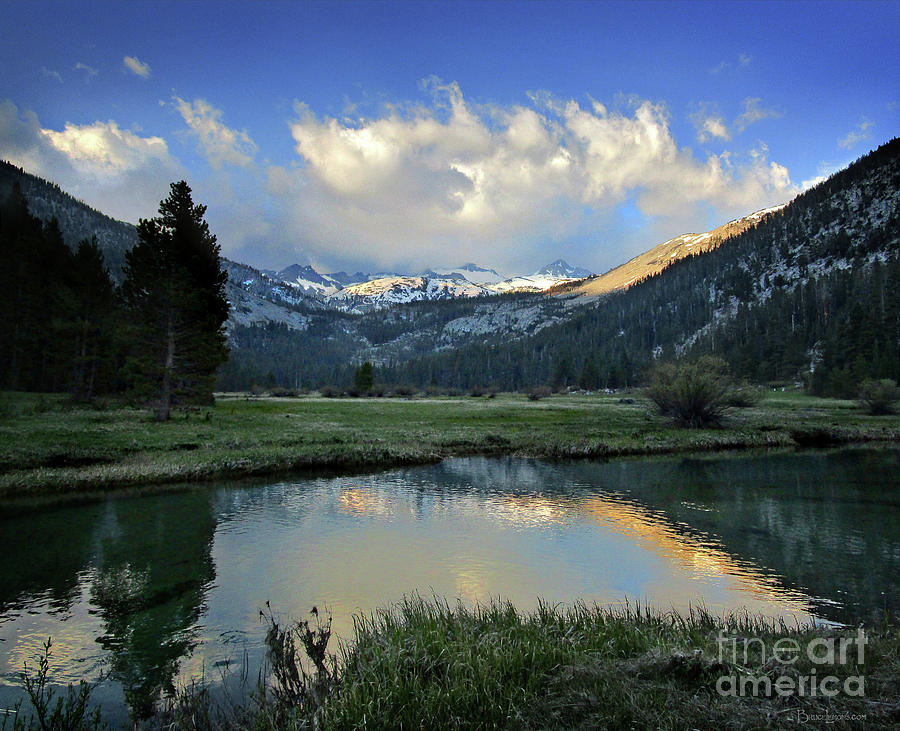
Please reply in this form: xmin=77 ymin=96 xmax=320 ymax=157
xmin=120 ymin=182 xmax=229 ymax=420
xmin=66 ymin=238 xmax=117 ymax=401
xmin=354 ymin=361 xmax=374 ymax=393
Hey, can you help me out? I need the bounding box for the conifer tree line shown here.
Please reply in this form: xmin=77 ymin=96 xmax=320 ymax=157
xmin=0 ymin=181 xmax=229 ymax=418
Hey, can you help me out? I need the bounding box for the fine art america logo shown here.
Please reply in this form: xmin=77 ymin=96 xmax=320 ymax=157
xmin=715 ymin=628 xmax=867 ymax=699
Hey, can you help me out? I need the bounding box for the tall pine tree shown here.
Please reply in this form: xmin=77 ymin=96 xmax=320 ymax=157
xmin=120 ymin=182 xmax=229 ymax=420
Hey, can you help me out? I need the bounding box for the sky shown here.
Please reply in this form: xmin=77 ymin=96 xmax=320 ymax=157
xmin=1 ymin=0 xmax=898 ymax=277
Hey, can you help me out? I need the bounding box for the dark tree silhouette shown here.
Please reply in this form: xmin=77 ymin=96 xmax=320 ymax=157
xmin=120 ymin=182 xmax=229 ymax=420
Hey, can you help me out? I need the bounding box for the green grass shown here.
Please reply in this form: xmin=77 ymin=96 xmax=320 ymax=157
xmin=0 ymin=390 xmax=897 ymax=501
xmin=312 ymin=598 xmax=899 ymax=730
xmin=143 ymin=597 xmax=899 ymax=730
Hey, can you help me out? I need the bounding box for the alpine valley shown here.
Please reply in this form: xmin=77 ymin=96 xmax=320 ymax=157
xmin=1 ymin=137 xmax=898 ymax=395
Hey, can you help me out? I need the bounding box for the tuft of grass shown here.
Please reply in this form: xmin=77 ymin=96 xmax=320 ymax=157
xmin=1 ymin=637 xmax=104 ymax=731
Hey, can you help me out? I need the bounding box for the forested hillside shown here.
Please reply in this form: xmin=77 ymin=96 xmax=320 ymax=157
xmin=0 ymin=161 xmax=137 ymax=280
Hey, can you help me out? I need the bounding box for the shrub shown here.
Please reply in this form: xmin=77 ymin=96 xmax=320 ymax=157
xmin=646 ymin=356 xmax=735 ymax=428
xmin=725 ymin=381 xmax=762 ymax=407
xmin=269 ymin=387 xmax=299 ymax=398
xmin=527 ymin=386 xmax=552 ymax=401
xmin=391 ymin=384 xmax=418 ymax=397
xmin=858 ymin=378 xmax=900 ymax=415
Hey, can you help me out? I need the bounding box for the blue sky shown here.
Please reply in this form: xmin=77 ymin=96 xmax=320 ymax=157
xmin=1 ymin=0 xmax=897 ymax=275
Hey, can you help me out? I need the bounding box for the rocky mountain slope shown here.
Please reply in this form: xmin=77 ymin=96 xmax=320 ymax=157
xmin=569 ymin=206 xmax=785 ymax=298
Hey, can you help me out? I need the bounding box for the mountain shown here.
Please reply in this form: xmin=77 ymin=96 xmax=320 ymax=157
xmin=570 ymin=206 xmax=785 ymax=298
xmin=426 ymin=263 xmax=505 ymax=285
xmin=6 ymin=138 xmax=897 ymax=396
xmin=222 ymin=260 xmax=319 ymax=330
xmin=537 ymin=259 xmax=594 ymax=279
xmin=272 ymin=263 xmax=346 ymax=296
xmin=0 ymin=160 xmax=137 ymax=281
xmin=259 ymin=259 xmax=593 ymax=311
xmin=326 ymin=275 xmax=493 ymax=312
xmin=489 ymin=259 xmax=595 ymax=293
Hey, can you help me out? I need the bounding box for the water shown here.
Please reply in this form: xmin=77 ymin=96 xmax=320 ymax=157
xmin=1 ymin=447 xmax=898 ymax=721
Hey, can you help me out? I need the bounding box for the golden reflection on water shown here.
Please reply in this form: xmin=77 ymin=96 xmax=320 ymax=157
xmin=338 ymin=487 xmax=393 ymax=517
xmin=564 ymin=492 xmax=811 ymax=613
xmin=335 ymin=483 xmax=815 ymax=621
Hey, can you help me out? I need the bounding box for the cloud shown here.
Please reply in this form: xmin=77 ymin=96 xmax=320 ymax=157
xmin=0 ymin=86 xmax=798 ymax=275
xmin=174 ymin=97 xmax=257 ymax=169
xmin=691 ymin=105 xmax=731 ymax=143
xmin=0 ymin=100 xmax=184 ymax=223
xmin=123 ymin=55 xmax=151 ymax=78
xmin=734 ymin=97 xmax=780 ymax=132
xmin=838 ymin=118 xmax=874 ymax=149
xmin=711 ymin=53 xmax=752 ymax=74
xmin=271 ymin=82 xmax=796 ymax=273
xmin=41 ymin=67 xmax=63 ymax=83
xmin=75 ymin=62 xmax=98 ymax=81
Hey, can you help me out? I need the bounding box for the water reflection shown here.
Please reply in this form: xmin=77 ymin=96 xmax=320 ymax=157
xmin=0 ymin=447 xmax=897 ymax=722
xmin=89 ymin=491 xmax=217 ymax=719
xmin=0 ymin=490 xmax=217 ymax=721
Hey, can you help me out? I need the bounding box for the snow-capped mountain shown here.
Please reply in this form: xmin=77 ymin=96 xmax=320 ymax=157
xmin=425 ymin=263 xmax=505 ymax=285
xmin=327 ymin=275 xmax=492 ymax=312
xmin=270 ymin=263 xmax=346 ymax=296
xmin=536 ymin=259 xmax=594 ymax=279
xmin=260 ymin=259 xmax=593 ymax=312
xmin=489 ymin=259 xmax=595 ymax=293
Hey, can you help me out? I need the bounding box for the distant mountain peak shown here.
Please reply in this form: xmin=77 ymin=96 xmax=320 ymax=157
xmin=458 ymin=262 xmax=500 ymax=275
xmin=535 ymin=259 xmax=593 ymax=278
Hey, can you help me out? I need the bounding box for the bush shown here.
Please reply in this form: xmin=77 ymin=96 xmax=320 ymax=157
xmin=725 ymin=381 xmax=762 ymax=407
xmin=269 ymin=387 xmax=299 ymax=398
xmin=646 ymin=356 xmax=735 ymax=428
xmin=859 ymin=378 xmax=900 ymax=415
xmin=391 ymin=384 xmax=418 ymax=397
xmin=527 ymin=386 xmax=553 ymax=401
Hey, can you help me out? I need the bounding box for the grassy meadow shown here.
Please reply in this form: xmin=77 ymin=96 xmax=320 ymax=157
xmin=0 ymin=389 xmax=897 ymax=502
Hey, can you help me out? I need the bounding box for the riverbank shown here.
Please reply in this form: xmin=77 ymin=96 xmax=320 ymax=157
xmin=243 ymin=599 xmax=899 ymax=730
xmin=1 ymin=390 xmax=897 ymax=502
xmin=14 ymin=598 xmax=894 ymax=730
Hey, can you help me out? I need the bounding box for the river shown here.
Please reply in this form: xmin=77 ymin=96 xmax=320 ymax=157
xmin=1 ymin=446 xmax=897 ymax=721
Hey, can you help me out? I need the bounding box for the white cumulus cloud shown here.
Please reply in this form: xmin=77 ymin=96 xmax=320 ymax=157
xmin=0 ymin=100 xmax=184 ymax=223
xmin=269 ymin=82 xmax=796 ymax=273
xmin=174 ymin=97 xmax=257 ymax=169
